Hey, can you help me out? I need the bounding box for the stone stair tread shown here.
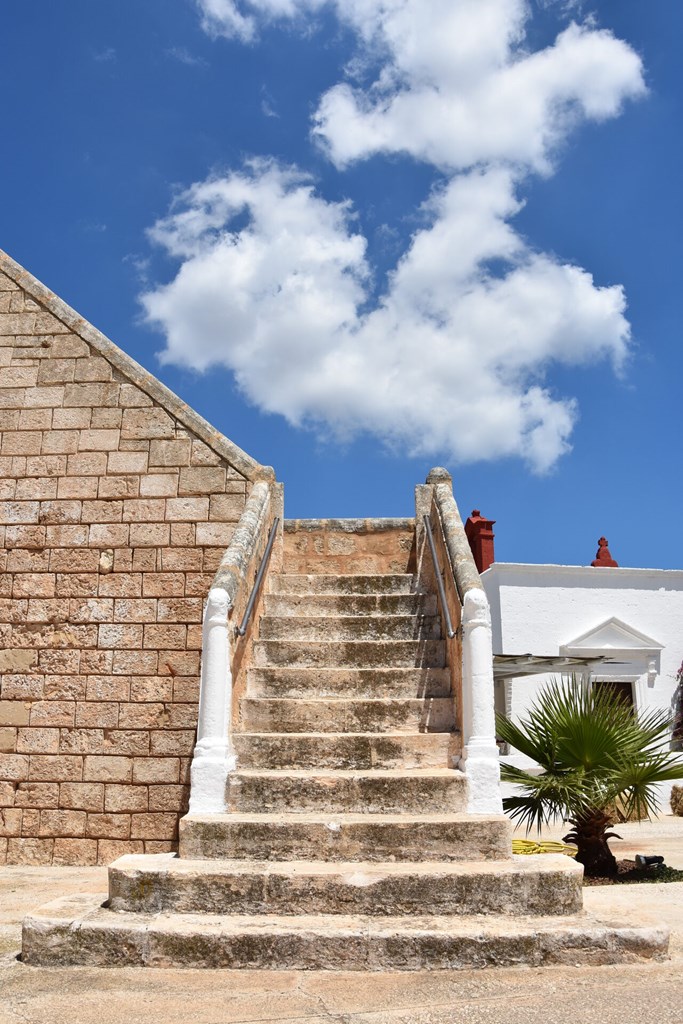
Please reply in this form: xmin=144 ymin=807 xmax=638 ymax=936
xmin=254 ymin=641 xmax=444 ymax=651
xmin=23 ymin=892 xmax=637 ymax=931
xmin=264 ymin=610 xmax=438 ymax=618
xmin=242 ymin=697 xmax=453 ymax=706
xmin=276 ymin=573 xmax=415 ymax=582
xmin=183 ymin=811 xmax=500 ymax=824
xmin=252 ymin=640 xmax=446 ymax=670
xmin=225 ymin=766 xmax=468 ymax=813
xmin=229 ymin=765 xmax=464 ymax=786
xmin=232 ymin=732 xmax=459 ymax=770
xmin=230 ymin=767 xmax=463 ymax=779
xmin=23 ymin=893 xmax=669 ymax=969
xmin=111 ymin=851 xmax=577 ymax=880
xmin=258 ymin=615 xmax=442 ymax=642
xmin=245 ymin=667 xmax=452 ymax=699
xmin=236 ymin=730 xmax=458 ymax=737
xmin=238 ymin=696 xmax=456 ymax=734
xmin=179 ymin=809 xmax=512 ymax=861
xmin=263 ymin=594 xmax=437 ymax=616
xmin=247 ymin=667 xmax=450 ymax=677
xmin=240 ymin=702 xmax=454 ymax=734
xmin=258 ymin=615 xmax=440 ymax=632
xmin=108 ymin=853 xmax=581 ymax=917
xmin=255 ymin=640 xmax=441 ymax=647
xmin=269 ymin=574 xmax=417 ymax=595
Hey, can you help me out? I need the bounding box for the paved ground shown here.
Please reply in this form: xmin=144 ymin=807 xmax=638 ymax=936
xmin=1 ymin=817 xmax=682 ymax=1024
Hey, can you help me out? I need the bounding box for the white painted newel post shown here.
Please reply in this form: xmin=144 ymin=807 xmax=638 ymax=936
xmin=426 ymin=468 xmax=502 ymax=816
xmin=461 ymin=588 xmax=503 ymax=814
xmin=188 ymin=587 xmax=236 ymax=814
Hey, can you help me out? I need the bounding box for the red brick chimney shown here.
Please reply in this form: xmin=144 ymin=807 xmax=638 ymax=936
xmin=465 ymin=509 xmax=496 ymax=574
xmin=591 ymin=536 xmax=619 ymax=567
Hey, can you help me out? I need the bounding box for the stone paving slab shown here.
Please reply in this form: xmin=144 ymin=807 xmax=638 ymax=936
xmin=2 ymin=950 xmax=683 ymax=1024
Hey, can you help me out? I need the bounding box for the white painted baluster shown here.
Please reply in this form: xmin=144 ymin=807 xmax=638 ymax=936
xmin=189 ymin=587 xmax=236 ymax=814
xmin=460 ymin=588 xmax=503 ymax=814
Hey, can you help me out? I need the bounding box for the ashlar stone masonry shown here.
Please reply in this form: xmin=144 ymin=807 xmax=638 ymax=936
xmin=0 ymin=249 xmax=271 ymax=866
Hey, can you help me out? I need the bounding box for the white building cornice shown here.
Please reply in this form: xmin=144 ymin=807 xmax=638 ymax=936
xmin=482 ymin=563 xmax=683 ymax=586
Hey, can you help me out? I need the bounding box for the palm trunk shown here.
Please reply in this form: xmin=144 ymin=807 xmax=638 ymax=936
xmin=565 ymin=809 xmax=618 ymax=877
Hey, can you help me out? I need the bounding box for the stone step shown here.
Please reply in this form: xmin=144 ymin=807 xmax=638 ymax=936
xmin=239 ymin=697 xmax=456 ymax=734
xmin=108 ymin=853 xmax=582 ymax=918
xmin=225 ymin=768 xmax=467 ymax=814
xmin=246 ymin=667 xmax=451 ymax=699
xmin=268 ymin=574 xmax=416 ymax=595
xmin=179 ymin=812 xmax=511 ymax=863
xmin=232 ymin=732 xmax=459 ymax=770
xmin=252 ymin=639 xmax=446 ymax=669
xmin=23 ymin=894 xmax=668 ymax=969
xmin=263 ymin=593 xmax=438 ymax=617
xmin=258 ymin=614 xmax=442 ymax=642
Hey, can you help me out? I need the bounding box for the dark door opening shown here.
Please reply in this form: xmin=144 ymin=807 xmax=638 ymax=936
xmin=593 ymin=678 xmax=635 ymax=712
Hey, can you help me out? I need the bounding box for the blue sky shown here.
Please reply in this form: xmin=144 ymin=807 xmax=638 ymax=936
xmin=2 ymin=1 xmax=681 ymax=569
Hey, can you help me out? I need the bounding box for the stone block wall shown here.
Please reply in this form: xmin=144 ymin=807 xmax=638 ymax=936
xmin=0 ymin=256 xmax=262 ymax=865
xmin=283 ymin=519 xmax=416 ymax=574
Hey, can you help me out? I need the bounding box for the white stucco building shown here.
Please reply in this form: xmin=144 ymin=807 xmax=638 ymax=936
xmin=481 ymin=560 xmax=683 ymax=809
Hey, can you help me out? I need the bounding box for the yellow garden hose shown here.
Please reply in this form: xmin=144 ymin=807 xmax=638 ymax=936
xmin=512 ymin=838 xmax=578 ymax=857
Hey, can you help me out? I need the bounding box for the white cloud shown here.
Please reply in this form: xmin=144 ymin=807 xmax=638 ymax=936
xmin=142 ymin=162 xmax=629 ymax=472
xmin=143 ymin=1 xmax=644 ymax=471
xmin=312 ymin=16 xmax=645 ymax=172
xmin=196 ymin=0 xmax=258 ymax=42
xmin=260 ymin=85 xmax=280 ymax=118
xmin=195 ymin=1 xmax=644 ymax=172
xmin=165 ymin=46 xmax=208 ymax=67
xmin=92 ymin=46 xmax=117 ymax=63
xmin=196 ymin=0 xmax=324 ymax=42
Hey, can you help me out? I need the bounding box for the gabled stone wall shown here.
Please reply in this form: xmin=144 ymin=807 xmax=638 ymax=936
xmin=0 ymin=255 xmax=262 ymax=865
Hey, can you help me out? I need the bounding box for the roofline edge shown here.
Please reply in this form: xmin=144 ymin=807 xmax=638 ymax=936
xmin=0 ymin=248 xmax=270 ymax=483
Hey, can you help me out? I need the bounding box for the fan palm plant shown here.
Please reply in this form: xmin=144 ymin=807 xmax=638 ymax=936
xmin=496 ymin=677 xmax=683 ymax=877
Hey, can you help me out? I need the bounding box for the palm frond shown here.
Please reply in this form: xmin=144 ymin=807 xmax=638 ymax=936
xmin=496 ymin=713 xmax=558 ymax=767
xmin=498 ymin=675 xmax=683 ymax=827
xmin=501 ymin=762 xmax=589 ymax=830
xmin=502 ymin=794 xmax=563 ymax=833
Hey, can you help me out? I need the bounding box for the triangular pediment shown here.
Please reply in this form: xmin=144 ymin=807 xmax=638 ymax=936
xmin=560 ymin=617 xmax=664 ymax=657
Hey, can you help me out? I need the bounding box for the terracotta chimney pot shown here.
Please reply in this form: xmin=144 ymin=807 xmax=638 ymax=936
xmin=465 ymin=509 xmax=496 ymax=574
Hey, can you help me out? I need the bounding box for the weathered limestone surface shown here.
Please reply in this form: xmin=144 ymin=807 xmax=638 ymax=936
xmin=239 ymin=696 xmax=455 ymax=732
xmin=231 ymin=730 xmax=458 ymax=769
xmin=107 ymin=852 xmax=583 ymax=917
xmin=223 ymin=767 xmax=468 ymax=814
xmin=21 ymin=519 xmax=671 ymax=968
xmin=23 ymin=892 xmax=668 ymax=969
xmin=246 ymin=665 xmax=451 ymax=698
xmin=179 ymin=812 xmax=513 ymax=863
xmin=0 ymin=250 xmax=268 ymax=865
xmin=283 ymin=519 xmax=415 ymax=575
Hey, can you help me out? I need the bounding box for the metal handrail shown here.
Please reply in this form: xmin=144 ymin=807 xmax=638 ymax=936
xmin=423 ymin=514 xmax=456 ymax=639
xmin=236 ymin=516 xmax=280 ymax=637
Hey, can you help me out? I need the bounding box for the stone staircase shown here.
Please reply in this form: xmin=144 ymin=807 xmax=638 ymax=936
xmin=22 ymin=520 xmax=668 ymax=968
